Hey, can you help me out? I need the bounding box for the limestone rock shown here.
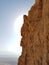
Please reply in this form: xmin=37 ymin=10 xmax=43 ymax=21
xmin=18 ymin=0 xmax=49 ymax=65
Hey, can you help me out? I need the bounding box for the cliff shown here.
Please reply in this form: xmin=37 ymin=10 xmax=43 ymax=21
xmin=18 ymin=0 xmax=49 ymax=65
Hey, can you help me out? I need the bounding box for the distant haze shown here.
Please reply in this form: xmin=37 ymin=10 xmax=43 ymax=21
xmin=0 ymin=55 xmax=18 ymax=65
xmin=0 ymin=0 xmax=34 ymax=56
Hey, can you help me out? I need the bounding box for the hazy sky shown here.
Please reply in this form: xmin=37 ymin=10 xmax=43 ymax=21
xmin=0 ymin=0 xmax=34 ymax=55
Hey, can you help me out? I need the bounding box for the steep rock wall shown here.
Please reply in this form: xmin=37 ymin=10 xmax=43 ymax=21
xmin=18 ymin=0 xmax=49 ymax=65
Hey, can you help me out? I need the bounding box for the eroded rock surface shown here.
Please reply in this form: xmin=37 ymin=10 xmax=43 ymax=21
xmin=18 ymin=0 xmax=49 ymax=65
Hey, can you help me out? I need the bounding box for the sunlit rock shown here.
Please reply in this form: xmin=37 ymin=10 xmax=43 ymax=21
xmin=18 ymin=0 xmax=49 ymax=65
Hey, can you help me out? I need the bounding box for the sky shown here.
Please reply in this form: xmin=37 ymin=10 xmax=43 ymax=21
xmin=0 ymin=0 xmax=34 ymax=56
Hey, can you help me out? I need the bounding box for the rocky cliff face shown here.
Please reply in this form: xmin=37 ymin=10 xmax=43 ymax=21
xmin=18 ymin=0 xmax=49 ymax=65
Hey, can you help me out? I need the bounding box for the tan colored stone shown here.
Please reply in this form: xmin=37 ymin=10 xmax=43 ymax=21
xmin=18 ymin=0 xmax=49 ymax=65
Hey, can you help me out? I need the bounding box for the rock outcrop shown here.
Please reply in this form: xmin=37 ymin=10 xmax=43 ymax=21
xmin=18 ymin=0 xmax=49 ymax=65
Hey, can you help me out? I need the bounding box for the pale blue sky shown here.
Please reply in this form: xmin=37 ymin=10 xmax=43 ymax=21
xmin=0 ymin=0 xmax=34 ymax=55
